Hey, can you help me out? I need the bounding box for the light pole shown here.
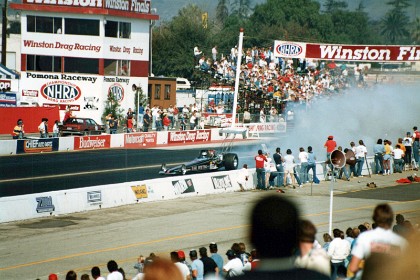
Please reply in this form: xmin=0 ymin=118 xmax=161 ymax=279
xmin=149 ymin=8 xmax=157 ymax=76
xmin=1 ymin=0 xmax=7 ymax=65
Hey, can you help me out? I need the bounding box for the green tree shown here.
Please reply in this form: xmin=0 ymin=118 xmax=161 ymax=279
xmin=231 ymin=0 xmax=252 ymax=19
xmin=385 ymin=0 xmax=411 ymax=8
xmin=152 ymin=4 xmax=209 ymax=79
xmin=103 ymin=90 xmax=124 ymax=124
xmin=216 ymin=0 xmax=230 ymax=26
xmin=381 ymin=9 xmax=410 ymax=44
xmin=324 ymin=0 xmax=348 ymax=13
xmin=410 ymin=17 xmax=420 ymax=44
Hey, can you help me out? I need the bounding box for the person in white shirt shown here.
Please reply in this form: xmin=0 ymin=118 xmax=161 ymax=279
xmin=106 ymin=260 xmax=123 ymax=280
xmin=349 ymin=203 xmax=407 ymax=279
xmin=403 ymin=132 xmax=413 ymax=168
xmin=392 ymin=144 xmax=405 ymax=173
xmin=237 ymin=164 xmax=250 ymax=191
xmin=328 ymin=229 xmax=350 ymax=280
xmin=298 ymin=147 xmax=309 ymax=184
xmin=171 ymin=251 xmax=191 ymax=280
xmin=223 ymin=250 xmax=244 ymax=278
xmin=355 ymin=140 xmax=368 ymax=177
xmin=295 ymin=220 xmax=331 ymax=277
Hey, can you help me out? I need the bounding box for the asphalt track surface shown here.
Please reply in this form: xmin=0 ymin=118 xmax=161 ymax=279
xmin=0 ymin=146 xmax=419 ymax=280
xmin=0 ymin=144 xmax=260 ymax=197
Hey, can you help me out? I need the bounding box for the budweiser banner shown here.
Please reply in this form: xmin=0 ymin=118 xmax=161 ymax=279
xmin=124 ymin=132 xmax=157 ymax=148
xmin=74 ymin=135 xmax=111 ymax=150
xmin=274 ymin=40 xmax=420 ymax=62
xmin=168 ymin=130 xmax=211 ymax=144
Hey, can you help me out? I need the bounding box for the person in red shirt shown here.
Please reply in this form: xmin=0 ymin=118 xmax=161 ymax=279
xmin=255 ymin=149 xmax=268 ymax=190
xmin=162 ymin=113 xmax=171 ymax=131
xmin=324 ymin=135 xmax=337 ymax=160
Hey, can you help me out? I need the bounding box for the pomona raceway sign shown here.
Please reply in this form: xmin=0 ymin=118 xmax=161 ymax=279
xmin=274 ymin=40 xmax=420 ymax=62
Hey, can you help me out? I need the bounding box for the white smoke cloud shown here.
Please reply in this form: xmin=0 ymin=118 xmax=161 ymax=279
xmin=247 ymin=83 xmax=420 ymax=161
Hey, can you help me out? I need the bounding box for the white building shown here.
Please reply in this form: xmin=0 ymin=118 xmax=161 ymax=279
xmin=10 ymin=0 xmax=158 ymax=122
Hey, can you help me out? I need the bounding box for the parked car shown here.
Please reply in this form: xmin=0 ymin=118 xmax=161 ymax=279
xmin=59 ymin=117 xmax=104 ymax=136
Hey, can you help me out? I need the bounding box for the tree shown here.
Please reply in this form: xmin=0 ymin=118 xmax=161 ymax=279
xmin=385 ymin=0 xmax=411 ymax=8
xmin=380 ymin=9 xmax=410 ymax=44
xmin=231 ymin=0 xmax=252 ymax=19
xmin=103 ymin=90 xmax=124 ymax=124
xmin=152 ymin=4 xmax=210 ymax=79
xmin=324 ymin=0 xmax=348 ymax=13
xmin=216 ymin=0 xmax=230 ymax=26
xmin=410 ymin=17 xmax=420 ymax=44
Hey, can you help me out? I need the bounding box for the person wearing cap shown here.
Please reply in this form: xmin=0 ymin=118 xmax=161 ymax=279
xmin=48 ymin=273 xmax=58 ymax=280
xmin=178 ymin=250 xmax=193 ymax=277
xmin=198 ymin=247 xmax=218 ymax=277
xmin=324 ymin=135 xmax=337 ymax=161
xmin=223 ymin=249 xmax=244 ymax=277
xmin=170 ymin=251 xmax=191 ymax=280
xmin=189 ymin=249 xmax=204 ymax=280
xmin=209 ymin=242 xmax=224 ymax=277
xmin=233 ymin=195 xmax=329 ymax=280
xmin=255 ymin=149 xmax=268 ymax=190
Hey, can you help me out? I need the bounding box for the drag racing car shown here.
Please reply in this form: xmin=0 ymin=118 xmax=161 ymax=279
xmin=159 ymin=149 xmax=239 ymax=175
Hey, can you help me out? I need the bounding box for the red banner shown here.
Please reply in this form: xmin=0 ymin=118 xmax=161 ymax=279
xmin=74 ymin=135 xmax=111 ymax=150
xmin=274 ymin=40 xmax=420 ymax=62
xmin=124 ymin=132 xmax=157 ymax=148
xmin=168 ymin=130 xmax=211 ymax=144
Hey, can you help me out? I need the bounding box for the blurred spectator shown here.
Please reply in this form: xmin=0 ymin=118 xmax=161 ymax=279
xmin=348 ymin=204 xmax=408 ymax=279
xmin=322 ymin=233 xmax=333 ymax=252
xmin=12 ymin=119 xmax=24 ymax=139
xmin=189 ymin=249 xmax=204 ymax=280
xmin=233 ymin=195 xmax=329 ymax=279
xmin=81 ymin=274 xmax=90 ymax=280
xmin=134 ymin=255 xmax=145 ymax=273
xmin=38 ymin=118 xmax=49 ymax=138
xmin=209 ymin=242 xmax=224 ymax=278
xmin=328 ymin=228 xmax=350 ymax=280
xmin=107 ymin=260 xmax=123 ymax=280
xmin=91 ymin=266 xmax=105 ymax=280
xmin=66 ymin=270 xmax=77 ymax=280
xmin=223 ymin=249 xmax=244 ymax=278
xmin=295 ymin=220 xmax=330 ymax=277
xmin=48 ymin=274 xmax=58 ymax=280
xmin=170 ymin=251 xmax=190 ymax=280
xmin=143 ymin=258 xmax=183 ymax=280
xmin=199 ymin=247 xmax=218 ymax=276
xmin=53 ymin=120 xmax=60 ymax=137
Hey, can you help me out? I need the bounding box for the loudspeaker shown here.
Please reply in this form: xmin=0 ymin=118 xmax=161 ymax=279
xmin=330 ymin=150 xmax=346 ymax=169
xmin=345 ymin=150 xmax=357 ymax=166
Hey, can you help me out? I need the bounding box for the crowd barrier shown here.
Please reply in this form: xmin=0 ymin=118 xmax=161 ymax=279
xmin=0 ymin=157 xmax=378 ymax=223
xmin=0 ymin=127 xmax=251 ymax=155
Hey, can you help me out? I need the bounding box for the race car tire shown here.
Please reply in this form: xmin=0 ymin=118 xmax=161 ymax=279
xmin=224 ymin=153 xmax=239 ymax=170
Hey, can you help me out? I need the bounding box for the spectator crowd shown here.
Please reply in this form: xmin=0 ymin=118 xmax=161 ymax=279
xmin=44 ymin=196 xmax=418 ymax=280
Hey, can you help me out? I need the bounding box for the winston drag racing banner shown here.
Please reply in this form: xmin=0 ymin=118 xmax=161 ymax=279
xmin=274 ymin=40 xmax=420 ymax=62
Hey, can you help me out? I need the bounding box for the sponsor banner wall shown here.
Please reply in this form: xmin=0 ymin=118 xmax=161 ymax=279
xmin=21 ymin=17 xmax=150 ymax=60
xmin=274 ymin=40 xmax=420 ymax=62
xmin=16 ymin=138 xmax=59 ymax=154
xmin=124 ymin=132 xmax=157 ymax=148
xmin=74 ymin=135 xmax=111 ymax=150
xmin=0 ymin=92 xmax=17 ymax=107
xmin=167 ymin=129 xmax=212 ymax=144
xmin=242 ymin=122 xmax=287 ymax=134
xmin=19 ymin=72 xmax=147 ymax=124
xmin=0 ymin=79 xmax=19 ymax=92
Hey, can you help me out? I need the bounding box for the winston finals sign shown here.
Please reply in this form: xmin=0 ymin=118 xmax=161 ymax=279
xmin=274 ymin=41 xmax=420 ymax=62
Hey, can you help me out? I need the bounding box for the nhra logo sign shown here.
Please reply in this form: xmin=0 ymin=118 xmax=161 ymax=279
xmin=275 ymin=41 xmax=305 ymax=58
xmin=108 ymin=83 xmax=124 ymax=102
xmin=40 ymin=81 xmax=82 ymax=103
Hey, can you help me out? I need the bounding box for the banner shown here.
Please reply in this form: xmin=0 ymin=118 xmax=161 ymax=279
xmin=0 ymin=92 xmax=17 ymax=107
xmin=168 ymin=130 xmax=211 ymax=144
xmin=16 ymin=138 xmax=59 ymax=154
xmin=274 ymin=40 xmax=420 ymax=62
xmin=124 ymin=132 xmax=157 ymax=148
xmin=74 ymin=135 xmax=111 ymax=150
